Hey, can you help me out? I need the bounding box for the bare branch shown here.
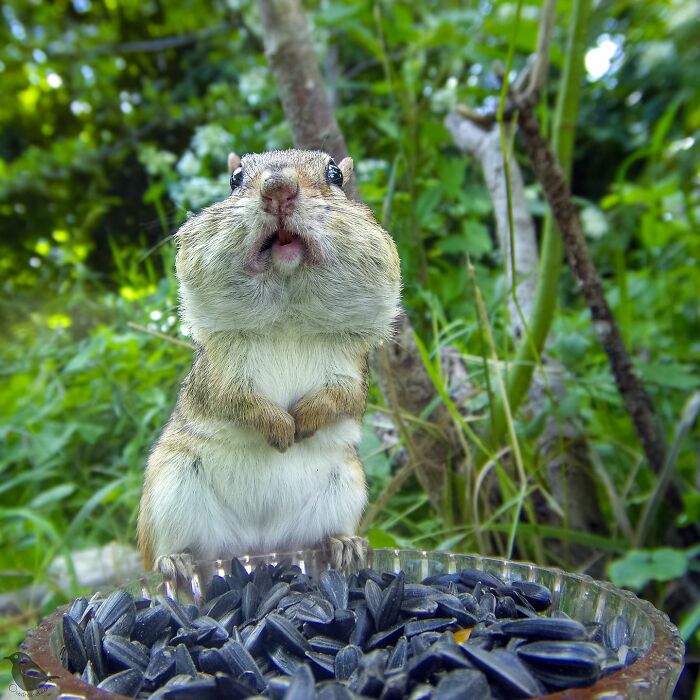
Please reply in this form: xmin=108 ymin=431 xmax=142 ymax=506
xmin=445 ymin=113 xmax=538 ymax=333
xmin=527 ymin=0 xmax=557 ymax=96
xmin=512 ymin=95 xmax=669 ymax=480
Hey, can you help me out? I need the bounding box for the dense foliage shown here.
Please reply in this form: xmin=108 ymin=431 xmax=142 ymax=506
xmin=1 ymin=0 xmax=698 ymax=694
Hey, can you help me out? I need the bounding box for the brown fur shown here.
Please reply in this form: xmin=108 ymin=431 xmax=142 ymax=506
xmin=292 ymin=357 xmax=369 ymax=440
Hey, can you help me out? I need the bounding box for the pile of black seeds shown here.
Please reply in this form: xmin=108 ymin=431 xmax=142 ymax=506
xmin=58 ymin=560 xmax=641 ymax=699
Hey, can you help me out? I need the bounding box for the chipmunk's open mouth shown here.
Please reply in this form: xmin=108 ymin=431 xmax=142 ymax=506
xmin=260 ymin=228 xmax=300 ymax=251
xmin=246 ymin=227 xmax=309 ymax=273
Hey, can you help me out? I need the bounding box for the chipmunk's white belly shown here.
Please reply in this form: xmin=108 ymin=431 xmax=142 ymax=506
xmin=148 ymin=426 xmax=365 ymax=560
xmin=147 ymin=335 xmax=366 ymax=560
xmin=245 ymin=334 xmax=361 ymax=409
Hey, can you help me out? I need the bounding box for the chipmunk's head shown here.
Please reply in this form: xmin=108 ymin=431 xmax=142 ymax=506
xmin=175 ymin=149 xmax=400 ymax=340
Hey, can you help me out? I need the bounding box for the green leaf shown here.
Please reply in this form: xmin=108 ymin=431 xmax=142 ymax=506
xmin=608 ymin=548 xmax=689 ymax=590
xmin=555 ymin=332 xmax=591 ymax=363
xmin=437 ymin=159 xmax=465 ymax=199
xmin=29 ymin=484 xmax=76 ymax=509
xmin=415 ymin=185 xmax=442 ymax=226
xmin=435 ymin=221 xmax=491 ymax=258
xmin=461 ymin=220 xmax=492 ymax=256
xmin=367 ymin=528 xmax=400 ymax=549
xmin=637 ymin=363 xmax=700 ymax=389
xmin=679 ymin=599 xmax=700 ymax=643
xmin=359 ymin=421 xmax=392 ymax=481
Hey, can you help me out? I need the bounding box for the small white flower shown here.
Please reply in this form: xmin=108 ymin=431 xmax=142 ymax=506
xmin=177 ymin=151 xmax=201 ymax=178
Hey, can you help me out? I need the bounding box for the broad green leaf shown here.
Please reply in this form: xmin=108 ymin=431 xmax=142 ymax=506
xmin=608 ymin=549 xmax=689 ymax=590
xmin=29 ymin=484 xmax=76 ymax=509
xmin=638 ymin=363 xmax=700 ymax=390
xmin=367 ymin=528 xmax=401 ymax=549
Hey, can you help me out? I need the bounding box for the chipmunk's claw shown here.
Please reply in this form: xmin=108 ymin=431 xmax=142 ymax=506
xmin=327 ymin=535 xmax=368 ymax=572
xmin=155 ymin=551 xmax=194 ymax=584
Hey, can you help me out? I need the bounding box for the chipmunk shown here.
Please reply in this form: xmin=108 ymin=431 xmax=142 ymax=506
xmin=137 ymin=149 xmax=401 ymax=577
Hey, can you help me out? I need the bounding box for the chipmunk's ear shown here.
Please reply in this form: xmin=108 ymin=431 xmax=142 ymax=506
xmin=228 ymin=152 xmax=241 ymax=174
xmin=338 ymin=157 xmax=353 ymax=186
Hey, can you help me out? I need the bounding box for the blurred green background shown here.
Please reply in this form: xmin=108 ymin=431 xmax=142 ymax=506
xmin=1 ymin=0 xmax=699 ymax=695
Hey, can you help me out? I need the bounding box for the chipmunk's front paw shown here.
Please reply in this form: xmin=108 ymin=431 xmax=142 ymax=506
xmin=292 ymin=393 xmax=335 ymax=441
xmin=263 ymin=410 xmax=296 ymax=452
xmin=327 ymin=535 xmax=368 ymax=572
xmin=154 ymin=551 xmax=194 ymax=584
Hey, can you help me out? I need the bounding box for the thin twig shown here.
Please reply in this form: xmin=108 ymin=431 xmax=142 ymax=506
xmin=361 ymin=461 xmax=414 ymax=531
xmin=44 ymin=23 xmax=241 ymax=58
xmin=127 ymin=322 xmax=194 ymax=350
xmin=527 ymin=0 xmax=557 ymax=96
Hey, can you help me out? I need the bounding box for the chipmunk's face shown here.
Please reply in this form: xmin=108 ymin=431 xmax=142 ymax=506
xmin=175 ymin=149 xmax=400 ymax=338
xmin=229 ymin=150 xmax=351 ymax=275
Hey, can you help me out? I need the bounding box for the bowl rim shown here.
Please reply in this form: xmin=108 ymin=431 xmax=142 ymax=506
xmin=21 ymin=547 xmax=685 ymax=700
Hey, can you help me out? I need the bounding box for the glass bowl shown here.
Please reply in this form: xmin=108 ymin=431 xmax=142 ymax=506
xmin=22 ymin=548 xmax=684 ymax=700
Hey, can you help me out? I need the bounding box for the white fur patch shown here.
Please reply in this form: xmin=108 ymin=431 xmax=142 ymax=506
xmin=149 ymin=430 xmax=366 ymax=560
xmin=147 ymin=336 xmax=367 ymax=560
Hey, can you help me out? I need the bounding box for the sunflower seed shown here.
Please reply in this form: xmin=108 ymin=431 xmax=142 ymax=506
xmin=461 ymin=646 xmax=545 ymax=698
xmin=161 ymin=678 xmax=218 ymax=700
xmin=219 ymin=639 xmax=265 ymax=690
xmin=374 ymin=572 xmax=404 ymax=630
xmin=229 ymin=557 xmax=251 ymax=587
xmin=434 ymin=668 xmax=492 ymax=700
xmin=81 ymin=660 xmax=99 ymax=686
xmin=213 ymin=672 xmax=258 ymax=699
xmin=386 ymin=636 xmax=408 ymax=673
xmin=405 ymin=617 xmax=457 ymax=638
xmin=96 ymin=668 xmax=144 ymax=697
xmin=319 ymin=570 xmax=349 ymax=610
xmin=498 ymin=617 xmax=587 ymax=641
xmin=334 ymin=644 xmax=363 ymax=680
xmin=62 ymin=613 xmax=87 ymax=673
xmin=242 ymin=617 xmax=267 ymax=656
xmin=267 ymin=613 xmax=310 ymax=656
xmin=133 ymin=606 xmax=172 ymax=647
xmin=268 ymin=645 xmax=305 ymax=676
xmin=305 ymin=650 xmax=336 ymax=676
xmin=192 ymin=615 xmax=229 ymax=645
xmin=95 ymin=590 xmax=135 ymax=631
xmin=603 ymin=615 xmax=631 ymax=652
xmin=295 ymin=595 xmax=335 ymax=625
xmin=84 ymin=618 xmax=105 ymax=679
xmin=102 ymin=635 xmax=149 ymax=673
xmin=202 ymin=589 xmax=241 ymax=620
xmin=157 ymin=595 xmax=191 ymax=631
xmin=257 ymin=581 xmax=291 ymax=618
xmin=308 ymin=635 xmax=345 ymax=655
xmin=68 ymin=596 xmax=88 ymax=623
xmin=348 ymin=605 xmax=374 ymax=647
xmin=205 ymin=575 xmax=230 ymax=600
xmin=284 ymin=664 xmax=315 ymax=700
xmin=172 ymin=644 xmax=197 ymax=678
xmin=144 ymin=647 xmax=176 ymax=685
xmin=107 ymin=606 xmax=136 ymax=638
xmin=502 ymin=581 xmax=552 ymax=612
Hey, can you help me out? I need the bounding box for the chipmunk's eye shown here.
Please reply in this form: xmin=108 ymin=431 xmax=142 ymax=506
xmin=230 ymin=167 xmax=244 ymax=192
xmin=326 ymin=160 xmax=343 ymax=188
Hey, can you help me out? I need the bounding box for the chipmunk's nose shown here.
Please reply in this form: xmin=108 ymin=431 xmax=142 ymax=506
xmin=260 ymin=170 xmax=299 ymax=215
